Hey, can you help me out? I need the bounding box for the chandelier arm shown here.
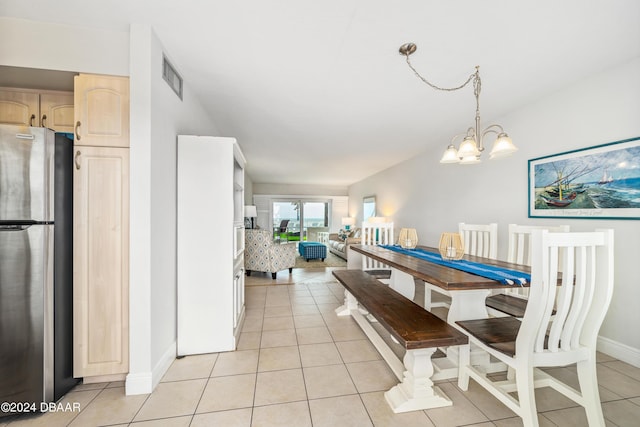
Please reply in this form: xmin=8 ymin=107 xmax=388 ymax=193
xmin=480 ymin=124 xmax=505 ymax=137
xmin=404 ymin=55 xmax=476 ymax=92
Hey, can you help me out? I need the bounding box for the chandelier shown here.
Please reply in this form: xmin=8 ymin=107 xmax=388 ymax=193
xmin=399 ymin=43 xmax=518 ymax=164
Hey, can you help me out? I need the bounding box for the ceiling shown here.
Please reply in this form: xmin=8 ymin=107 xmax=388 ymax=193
xmin=2 ymin=1 xmax=639 ymax=186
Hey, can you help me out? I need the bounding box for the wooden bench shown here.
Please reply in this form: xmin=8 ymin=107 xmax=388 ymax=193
xmin=333 ymin=269 xmax=468 ymax=413
xmin=485 ymin=293 xmax=528 ymax=318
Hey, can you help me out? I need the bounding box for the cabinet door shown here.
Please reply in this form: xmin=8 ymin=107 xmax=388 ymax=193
xmin=40 ymin=92 xmax=74 ymax=132
xmin=0 ymin=89 xmax=39 ymax=126
xmin=73 ymin=146 xmax=130 ymax=377
xmin=74 ymin=74 xmax=129 ymax=147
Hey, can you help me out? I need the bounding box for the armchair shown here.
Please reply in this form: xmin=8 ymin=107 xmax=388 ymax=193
xmin=245 ymin=229 xmax=296 ymax=279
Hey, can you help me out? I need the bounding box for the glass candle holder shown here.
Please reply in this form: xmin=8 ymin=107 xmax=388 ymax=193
xmin=438 ymin=232 xmax=464 ymax=260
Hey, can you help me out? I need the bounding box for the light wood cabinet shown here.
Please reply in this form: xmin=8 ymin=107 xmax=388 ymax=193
xmin=74 ymin=74 xmax=129 ymax=147
xmin=177 ymin=136 xmax=246 ymax=355
xmin=0 ymin=88 xmax=40 ymax=126
xmin=40 ymin=92 xmax=75 ymax=132
xmin=0 ymin=88 xmax=75 ymax=131
xmin=73 ymin=72 xmax=130 ymax=379
xmin=73 ymin=145 xmax=130 ymax=377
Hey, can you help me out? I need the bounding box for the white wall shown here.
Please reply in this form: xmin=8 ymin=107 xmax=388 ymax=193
xmin=254 ymin=183 xmax=348 ymax=196
xmin=0 ymin=17 xmax=128 ymax=75
xmin=349 ymin=57 xmax=640 ymax=366
xmin=128 ymin=24 xmax=223 ymax=395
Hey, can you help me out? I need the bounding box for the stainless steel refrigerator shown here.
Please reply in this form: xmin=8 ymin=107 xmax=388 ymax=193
xmin=0 ymin=124 xmax=77 ymax=415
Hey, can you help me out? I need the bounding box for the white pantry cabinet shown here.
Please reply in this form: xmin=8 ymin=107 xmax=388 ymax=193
xmin=177 ymin=135 xmax=246 ymax=355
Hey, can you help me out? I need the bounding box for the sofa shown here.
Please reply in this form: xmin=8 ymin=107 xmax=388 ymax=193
xmin=245 ymin=229 xmax=297 ymax=279
xmin=327 ymin=228 xmax=361 ymax=260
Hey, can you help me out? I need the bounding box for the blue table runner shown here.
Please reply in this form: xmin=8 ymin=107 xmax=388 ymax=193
xmin=378 ymin=245 xmax=530 ymax=286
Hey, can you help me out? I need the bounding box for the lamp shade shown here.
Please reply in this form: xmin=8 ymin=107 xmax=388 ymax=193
xmin=341 ymin=217 xmax=356 ymax=226
xmin=244 ymin=205 xmax=257 ymax=218
xmin=439 ymin=145 xmax=460 ymax=164
xmin=459 ymin=155 xmax=481 ymax=165
xmin=457 ymin=136 xmax=481 ymax=158
xmin=489 ymin=133 xmax=518 ymax=159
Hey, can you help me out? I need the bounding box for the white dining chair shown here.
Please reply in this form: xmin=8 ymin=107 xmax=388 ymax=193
xmin=361 ymin=221 xmax=394 ymax=281
xmin=456 ymin=229 xmax=615 ymax=427
xmin=458 ymin=222 xmax=498 ymax=259
xmin=424 ymin=223 xmax=498 ymax=311
xmin=486 ymin=224 xmax=570 ymax=318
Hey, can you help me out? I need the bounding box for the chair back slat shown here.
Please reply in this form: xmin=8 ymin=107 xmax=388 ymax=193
xmin=506 ymin=224 xmax=570 ymax=299
xmin=521 ymin=229 xmax=614 ymax=357
xmin=362 ymin=222 xmax=394 ymax=271
xmin=458 ymin=223 xmax=498 ymax=260
xmin=507 ymin=224 xmax=571 ymax=266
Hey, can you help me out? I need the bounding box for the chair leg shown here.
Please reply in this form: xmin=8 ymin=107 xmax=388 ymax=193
xmin=457 ymin=344 xmax=471 ymax=391
xmin=576 ymin=358 xmax=605 ymax=426
xmin=515 ymin=367 xmax=539 ymax=427
xmin=271 ymin=272 xmax=276 ymax=279
xmin=288 ymin=267 xmax=293 ymax=274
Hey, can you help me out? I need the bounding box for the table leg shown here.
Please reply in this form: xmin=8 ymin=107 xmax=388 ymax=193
xmin=446 ymin=289 xmax=491 ymax=324
xmin=389 ymin=268 xmax=415 ymax=300
xmin=384 ymin=348 xmax=453 ymax=412
xmin=347 ymin=247 xmax=362 ymax=269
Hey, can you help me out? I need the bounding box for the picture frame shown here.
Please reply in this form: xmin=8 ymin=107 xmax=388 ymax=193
xmin=528 ymin=136 xmax=640 ymax=219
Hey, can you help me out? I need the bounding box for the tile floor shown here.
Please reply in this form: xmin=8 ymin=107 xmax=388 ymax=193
xmin=3 ymin=267 xmax=640 ymax=426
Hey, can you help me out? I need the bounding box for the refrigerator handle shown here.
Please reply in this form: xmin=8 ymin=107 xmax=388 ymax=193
xmin=0 ymin=224 xmax=32 ymax=231
xmin=75 ymin=150 xmax=81 ymax=170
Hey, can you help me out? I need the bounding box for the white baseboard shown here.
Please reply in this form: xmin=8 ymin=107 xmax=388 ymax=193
xmin=125 ymin=341 xmax=176 ymax=395
xmin=152 ymin=341 xmax=177 ymax=389
xmin=597 ymin=335 xmax=640 ymax=368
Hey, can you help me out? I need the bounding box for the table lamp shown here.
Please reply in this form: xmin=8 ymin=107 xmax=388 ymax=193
xmin=341 ymin=217 xmax=355 ymax=230
xmin=244 ymin=205 xmax=257 ymax=229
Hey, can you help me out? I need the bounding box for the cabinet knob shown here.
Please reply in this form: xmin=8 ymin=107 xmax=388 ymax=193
xmin=29 ymin=114 xmax=35 ymax=126
xmin=41 ymin=114 xmax=47 ymax=128
xmin=75 ymin=151 xmax=81 ymax=170
xmin=75 ymin=121 xmax=82 ymax=141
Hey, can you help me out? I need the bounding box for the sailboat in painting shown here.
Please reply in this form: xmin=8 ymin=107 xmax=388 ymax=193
xmin=541 ymin=171 xmax=576 ymax=207
xmin=598 ymin=170 xmax=614 ymax=184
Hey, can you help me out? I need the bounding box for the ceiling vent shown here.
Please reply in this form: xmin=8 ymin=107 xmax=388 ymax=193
xmin=162 ymin=55 xmax=183 ymax=100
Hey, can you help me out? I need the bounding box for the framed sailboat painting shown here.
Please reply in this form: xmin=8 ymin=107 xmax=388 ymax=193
xmin=528 ymin=136 xmax=640 ymax=219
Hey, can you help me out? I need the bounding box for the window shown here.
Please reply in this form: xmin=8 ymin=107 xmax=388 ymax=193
xmin=272 ymin=199 xmax=330 ymax=241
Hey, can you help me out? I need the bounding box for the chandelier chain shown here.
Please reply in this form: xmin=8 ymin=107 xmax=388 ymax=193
xmin=404 ymin=55 xmax=476 ymax=92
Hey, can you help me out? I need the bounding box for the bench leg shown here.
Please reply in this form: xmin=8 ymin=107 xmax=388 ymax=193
xmin=384 ymin=348 xmax=453 ymax=413
xmin=335 ymin=290 xmax=358 ymax=316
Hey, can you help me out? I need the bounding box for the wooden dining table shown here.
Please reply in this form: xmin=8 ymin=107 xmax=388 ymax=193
xmin=346 ymin=244 xmax=531 ymax=379
xmin=347 ymin=244 xmax=531 ymax=324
